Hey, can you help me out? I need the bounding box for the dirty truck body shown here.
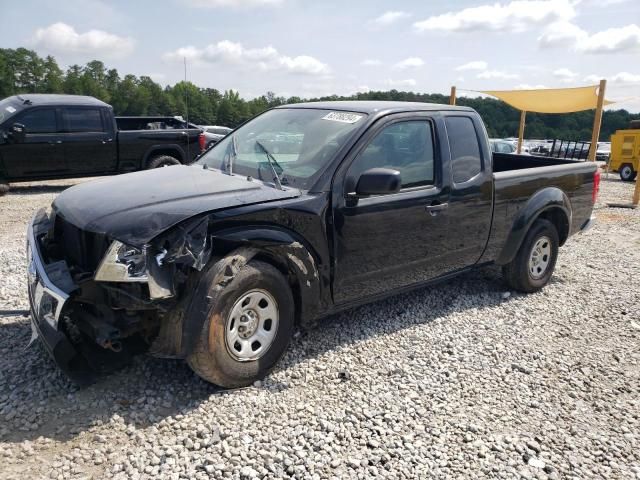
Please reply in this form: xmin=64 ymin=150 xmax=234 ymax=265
xmin=27 ymin=101 xmax=598 ymax=387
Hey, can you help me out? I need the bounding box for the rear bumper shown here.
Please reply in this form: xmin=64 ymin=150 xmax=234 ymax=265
xmin=27 ymin=210 xmax=92 ymax=384
xmin=580 ymin=214 xmax=596 ymax=233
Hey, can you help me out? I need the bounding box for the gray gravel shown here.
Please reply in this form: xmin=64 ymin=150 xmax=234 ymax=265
xmin=1 ymin=175 xmax=639 ymax=479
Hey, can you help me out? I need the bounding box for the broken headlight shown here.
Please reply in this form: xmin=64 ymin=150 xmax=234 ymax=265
xmin=94 ymin=241 xmax=148 ymax=283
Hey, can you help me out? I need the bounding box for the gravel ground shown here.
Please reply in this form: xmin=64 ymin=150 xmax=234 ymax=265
xmin=1 ymin=175 xmax=639 ymax=480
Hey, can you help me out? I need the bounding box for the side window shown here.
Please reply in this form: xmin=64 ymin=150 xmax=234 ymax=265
xmin=18 ymin=109 xmax=57 ymax=134
xmin=348 ymin=120 xmax=435 ymax=190
xmin=62 ymin=108 xmax=104 ymax=133
xmin=446 ymin=116 xmax=482 ymax=183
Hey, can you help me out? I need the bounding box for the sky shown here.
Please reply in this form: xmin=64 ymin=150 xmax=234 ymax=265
xmin=1 ymin=0 xmax=639 ymax=111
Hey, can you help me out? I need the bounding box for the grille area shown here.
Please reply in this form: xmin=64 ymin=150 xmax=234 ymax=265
xmin=53 ymin=214 xmax=110 ymax=273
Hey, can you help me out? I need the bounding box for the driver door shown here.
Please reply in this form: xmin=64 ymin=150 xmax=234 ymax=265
xmin=3 ymin=107 xmax=65 ymax=178
xmin=332 ymin=114 xmax=451 ymax=304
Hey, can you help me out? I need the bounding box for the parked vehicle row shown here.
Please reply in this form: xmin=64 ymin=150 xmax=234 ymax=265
xmin=26 ymin=100 xmax=598 ymax=387
xmin=0 ymin=94 xmax=209 ymax=195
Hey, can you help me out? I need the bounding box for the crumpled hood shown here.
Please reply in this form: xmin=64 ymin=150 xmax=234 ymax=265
xmin=52 ymin=165 xmax=300 ymax=246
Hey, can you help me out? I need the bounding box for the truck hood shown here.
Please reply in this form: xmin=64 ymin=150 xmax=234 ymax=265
xmin=52 ymin=165 xmax=301 ymax=245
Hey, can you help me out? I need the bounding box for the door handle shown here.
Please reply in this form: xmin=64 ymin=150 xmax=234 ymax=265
xmin=102 ymin=138 xmax=114 ymax=144
xmin=426 ymin=202 xmax=448 ymax=216
xmin=48 ymin=140 xmax=62 ymax=145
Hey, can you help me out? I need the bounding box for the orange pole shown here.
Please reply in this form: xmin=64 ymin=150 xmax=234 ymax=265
xmin=517 ymin=110 xmax=526 ymax=154
xmin=450 ymin=86 xmax=456 ymax=106
xmin=588 ymin=79 xmax=606 ymax=162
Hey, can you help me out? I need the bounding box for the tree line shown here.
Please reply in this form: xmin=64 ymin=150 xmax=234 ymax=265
xmin=1 ymin=48 xmax=637 ymax=140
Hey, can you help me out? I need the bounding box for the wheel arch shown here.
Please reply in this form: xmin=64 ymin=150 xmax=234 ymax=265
xmin=179 ymin=227 xmax=322 ymax=357
xmin=496 ymin=187 xmax=571 ymax=265
xmin=143 ymin=145 xmax=186 ymax=167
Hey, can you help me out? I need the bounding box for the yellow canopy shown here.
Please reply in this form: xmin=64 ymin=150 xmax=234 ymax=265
xmin=479 ymin=85 xmax=613 ymax=113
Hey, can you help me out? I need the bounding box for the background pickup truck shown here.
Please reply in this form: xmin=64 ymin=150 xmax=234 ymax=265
xmin=26 ymin=101 xmax=599 ymax=388
xmin=0 ymin=94 xmax=204 ymax=194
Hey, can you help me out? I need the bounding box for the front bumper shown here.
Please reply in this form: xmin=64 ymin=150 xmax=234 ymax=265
xmin=580 ymin=214 xmax=596 ymax=233
xmin=27 ymin=210 xmax=92 ymax=384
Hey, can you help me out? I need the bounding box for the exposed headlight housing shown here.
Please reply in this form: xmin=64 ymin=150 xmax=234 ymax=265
xmin=94 ymin=241 xmax=148 ymax=283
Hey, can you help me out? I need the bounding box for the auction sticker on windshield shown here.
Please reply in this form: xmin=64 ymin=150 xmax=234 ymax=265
xmin=321 ymin=112 xmax=363 ymax=124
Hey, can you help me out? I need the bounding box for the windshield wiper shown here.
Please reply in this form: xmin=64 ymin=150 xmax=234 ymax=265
xmin=226 ymin=135 xmax=237 ymax=175
xmin=255 ymin=140 xmax=284 ymax=190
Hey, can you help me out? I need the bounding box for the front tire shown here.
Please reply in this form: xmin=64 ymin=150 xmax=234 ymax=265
xmin=187 ymin=260 xmax=294 ymax=388
xmin=502 ymin=219 xmax=559 ymax=293
xmin=619 ymin=163 xmax=637 ymax=182
xmin=147 ymin=155 xmax=181 ymax=169
xmin=0 ymin=179 xmax=9 ymax=196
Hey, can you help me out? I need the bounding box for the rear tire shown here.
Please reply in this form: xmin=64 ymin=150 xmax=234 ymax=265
xmin=502 ymin=219 xmax=559 ymax=293
xmin=0 ymin=180 xmax=9 ymax=196
xmin=619 ymin=163 xmax=637 ymax=182
xmin=147 ymin=155 xmax=181 ymax=169
xmin=187 ymin=260 xmax=294 ymax=388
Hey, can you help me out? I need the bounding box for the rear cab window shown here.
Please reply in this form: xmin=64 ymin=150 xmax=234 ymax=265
xmin=62 ymin=108 xmax=105 ymax=133
xmin=445 ymin=116 xmax=483 ymax=184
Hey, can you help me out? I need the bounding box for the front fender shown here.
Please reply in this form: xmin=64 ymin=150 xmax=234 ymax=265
xmin=495 ymin=187 xmax=572 ymax=265
xmin=179 ymin=227 xmax=322 ymax=357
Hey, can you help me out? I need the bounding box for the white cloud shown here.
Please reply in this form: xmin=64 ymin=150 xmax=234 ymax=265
xmin=413 ymin=0 xmax=575 ymax=33
xmin=393 ymin=57 xmax=424 ymax=69
xmin=384 ymin=78 xmax=417 ymax=88
xmin=584 ymin=72 xmax=640 ymax=84
xmin=578 ymin=24 xmax=640 ymax=54
xmin=456 ymin=60 xmax=488 ymax=71
xmin=513 ymin=84 xmax=548 ymax=89
xmin=31 ymin=22 xmax=134 ymax=57
xmin=186 ymin=0 xmax=283 ymax=8
xmin=477 ymin=70 xmax=520 ymax=80
xmin=553 ymin=67 xmax=579 ymax=83
xmin=361 ymin=59 xmax=382 ymax=67
xmin=539 ymin=22 xmax=640 ymax=54
xmin=372 ymin=11 xmax=412 ymax=26
xmin=164 ymin=40 xmax=329 ymax=75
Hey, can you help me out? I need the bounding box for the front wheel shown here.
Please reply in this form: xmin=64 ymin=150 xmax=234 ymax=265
xmin=0 ymin=179 xmax=9 ymax=196
xmin=187 ymin=260 xmax=294 ymax=388
xmin=502 ymin=219 xmax=559 ymax=293
xmin=619 ymin=163 xmax=637 ymax=182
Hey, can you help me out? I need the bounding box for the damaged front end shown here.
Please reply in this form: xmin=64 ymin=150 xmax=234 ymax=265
xmin=27 ymin=210 xmax=213 ymax=384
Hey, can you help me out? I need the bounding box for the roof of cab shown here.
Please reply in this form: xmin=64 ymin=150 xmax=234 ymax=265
xmin=11 ymin=94 xmax=110 ymax=107
xmin=277 ymin=100 xmax=474 ymax=114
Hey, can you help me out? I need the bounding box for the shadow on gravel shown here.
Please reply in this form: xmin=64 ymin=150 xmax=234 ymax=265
xmin=0 ymin=265 xmax=509 ymax=444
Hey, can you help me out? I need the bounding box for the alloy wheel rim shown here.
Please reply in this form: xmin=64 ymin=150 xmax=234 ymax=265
xmin=529 ymin=236 xmax=552 ymax=280
xmin=621 ymin=166 xmax=631 ymax=178
xmin=224 ymin=289 xmax=279 ymax=361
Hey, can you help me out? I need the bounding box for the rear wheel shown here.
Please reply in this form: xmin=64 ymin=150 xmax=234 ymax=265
xmin=0 ymin=179 xmax=9 ymax=196
xmin=147 ymin=155 xmax=180 ymax=169
xmin=502 ymin=219 xmax=559 ymax=293
xmin=619 ymin=163 xmax=637 ymax=182
xmin=187 ymin=260 xmax=294 ymax=388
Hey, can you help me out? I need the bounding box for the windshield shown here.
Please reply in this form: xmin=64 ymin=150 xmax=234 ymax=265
xmin=0 ymin=97 xmax=22 ymax=126
xmin=197 ymin=108 xmax=366 ymax=189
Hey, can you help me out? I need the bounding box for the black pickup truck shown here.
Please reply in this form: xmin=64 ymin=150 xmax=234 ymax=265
xmin=0 ymin=94 xmax=203 ymax=194
xmin=26 ymin=101 xmax=599 ymax=387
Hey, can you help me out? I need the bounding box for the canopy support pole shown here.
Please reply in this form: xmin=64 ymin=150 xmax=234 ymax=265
xmin=633 ymin=173 xmax=640 ymax=206
xmin=517 ymin=110 xmax=526 ymax=154
xmin=450 ymin=86 xmax=456 ymax=105
xmin=588 ymin=79 xmax=607 ymax=162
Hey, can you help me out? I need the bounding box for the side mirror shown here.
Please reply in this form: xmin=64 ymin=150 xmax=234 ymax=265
xmin=354 ymin=168 xmax=401 ymax=196
xmin=10 ymin=123 xmax=26 ymax=143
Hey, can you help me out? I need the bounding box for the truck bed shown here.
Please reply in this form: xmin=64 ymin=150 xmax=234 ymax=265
xmin=481 ymin=152 xmax=597 ymax=264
